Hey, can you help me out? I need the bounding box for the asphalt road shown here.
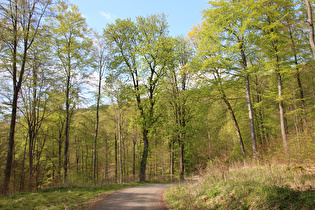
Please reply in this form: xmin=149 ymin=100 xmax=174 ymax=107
xmin=91 ymin=184 xmax=174 ymax=210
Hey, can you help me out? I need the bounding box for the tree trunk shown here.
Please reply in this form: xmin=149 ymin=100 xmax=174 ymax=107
xmin=28 ymin=65 xmax=38 ymax=190
xmin=34 ymin=135 xmax=46 ymax=191
xmin=222 ymin=95 xmax=246 ymax=158
xmin=178 ymin=101 xmax=185 ymax=181
xmin=273 ymin=42 xmax=289 ymax=155
xmin=287 ymin=25 xmax=307 ymax=127
xmin=206 ymin=127 xmax=212 ymax=159
xmin=28 ymin=129 xmax=34 ymax=190
xmin=139 ymin=128 xmax=149 ymax=182
xmin=239 ymin=42 xmax=257 ymax=158
xmin=276 ymin=69 xmax=288 ymax=153
xmin=118 ymin=111 xmax=123 ymax=184
xmin=105 ymin=136 xmax=108 ymax=183
xmin=115 ymin=133 xmax=118 ymax=183
xmin=138 ymin=83 xmax=155 ymax=182
xmin=132 ymin=128 xmax=137 ymax=180
xmin=81 ymin=149 xmax=84 ymax=174
xmin=161 ymin=143 xmax=165 ymax=182
xmin=19 ymin=135 xmax=28 ymax=192
xmin=244 ymin=73 xmax=258 ymax=158
xmin=58 ymin=131 xmax=62 ymax=182
xmin=305 ymin=0 xmax=315 ymax=59
xmin=64 ymin=68 xmax=71 ymax=184
xmin=254 ymin=76 xmax=267 ymax=145
xmin=214 ymin=70 xmax=246 ymax=158
xmin=93 ymin=71 xmax=102 ymax=183
xmin=75 ymin=140 xmax=79 ymax=174
xmin=169 ymin=140 xmax=174 ymax=181
xmin=179 ymin=133 xmax=185 ymax=181
xmin=4 ymin=79 xmax=20 ymax=194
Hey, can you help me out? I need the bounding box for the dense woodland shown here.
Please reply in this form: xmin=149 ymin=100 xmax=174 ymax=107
xmin=0 ymin=0 xmax=314 ymax=195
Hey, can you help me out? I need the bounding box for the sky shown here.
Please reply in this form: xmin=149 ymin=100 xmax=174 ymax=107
xmin=69 ymin=0 xmax=209 ymax=36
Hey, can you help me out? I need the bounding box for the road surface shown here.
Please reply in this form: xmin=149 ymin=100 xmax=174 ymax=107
xmin=91 ymin=184 xmax=173 ymax=210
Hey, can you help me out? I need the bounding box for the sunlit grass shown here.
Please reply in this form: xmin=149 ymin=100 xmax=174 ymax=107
xmin=165 ymin=164 xmax=315 ymax=209
xmin=0 ymin=183 xmax=145 ymax=210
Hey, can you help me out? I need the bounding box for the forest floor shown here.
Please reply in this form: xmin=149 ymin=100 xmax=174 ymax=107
xmin=164 ymin=163 xmax=315 ymax=209
xmin=0 ymin=183 xmax=150 ymax=209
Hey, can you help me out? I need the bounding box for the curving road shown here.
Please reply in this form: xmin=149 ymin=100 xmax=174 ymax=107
xmin=91 ymin=184 xmax=173 ymax=210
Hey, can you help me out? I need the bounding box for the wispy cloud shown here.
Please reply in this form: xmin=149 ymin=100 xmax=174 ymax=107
xmin=99 ymin=11 xmax=116 ymax=21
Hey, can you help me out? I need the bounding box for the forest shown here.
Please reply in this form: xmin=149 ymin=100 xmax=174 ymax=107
xmin=0 ymin=0 xmax=314 ymax=196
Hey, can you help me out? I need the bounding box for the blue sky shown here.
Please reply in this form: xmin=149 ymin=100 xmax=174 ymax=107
xmin=69 ymin=0 xmax=209 ymax=36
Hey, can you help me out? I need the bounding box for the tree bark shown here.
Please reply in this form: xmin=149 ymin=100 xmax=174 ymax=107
xmin=245 ymin=74 xmax=257 ymax=157
xmin=4 ymin=91 xmax=18 ymax=194
xmin=272 ymin=41 xmax=289 ymax=155
xmin=93 ymin=70 xmax=102 ymax=183
xmin=254 ymin=76 xmax=267 ymax=145
xmin=75 ymin=139 xmax=79 ymax=173
xmin=222 ymin=95 xmax=246 ymax=158
xmin=132 ymin=128 xmax=137 ymax=180
xmin=4 ymin=22 xmax=28 ymax=194
xmin=139 ymin=128 xmax=149 ymax=182
xmin=19 ymin=134 xmax=28 ymax=192
xmin=239 ymin=41 xmax=258 ymax=158
xmin=179 ymin=133 xmax=185 ymax=181
xmin=115 ymin=133 xmax=118 ymax=183
xmin=276 ymin=70 xmax=288 ymax=153
xmin=305 ymin=0 xmax=315 ymax=59
xmin=63 ymin=66 xmax=71 ymax=184
xmin=58 ymin=127 xmax=62 ymax=181
xmin=287 ymin=24 xmax=307 ymax=127
xmin=104 ymin=136 xmax=108 ymax=183
xmin=27 ymin=64 xmax=39 ymax=190
xmin=214 ymin=70 xmax=246 ymax=158
xmin=118 ymin=111 xmax=123 ymax=184
xmin=169 ymin=139 xmax=174 ymax=181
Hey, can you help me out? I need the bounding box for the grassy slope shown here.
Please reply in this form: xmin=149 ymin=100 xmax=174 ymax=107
xmin=0 ymin=183 xmax=145 ymax=210
xmin=165 ymin=164 xmax=315 ymax=209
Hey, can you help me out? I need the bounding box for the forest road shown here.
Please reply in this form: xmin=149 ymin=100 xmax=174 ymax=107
xmin=91 ymin=183 xmax=174 ymax=210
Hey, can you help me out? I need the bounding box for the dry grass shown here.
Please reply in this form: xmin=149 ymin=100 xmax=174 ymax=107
xmin=165 ymin=162 xmax=315 ymax=209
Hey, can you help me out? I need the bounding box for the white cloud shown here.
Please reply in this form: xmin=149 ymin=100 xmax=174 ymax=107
xmin=99 ymin=11 xmax=116 ymax=21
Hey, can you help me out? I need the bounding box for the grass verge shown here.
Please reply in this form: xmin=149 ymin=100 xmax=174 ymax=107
xmin=165 ymin=164 xmax=315 ymax=209
xmin=0 ymin=183 xmax=146 ymax=209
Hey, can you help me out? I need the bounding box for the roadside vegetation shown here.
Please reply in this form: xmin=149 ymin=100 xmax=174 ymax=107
xmin=0 ymin=183 xmax=145 ymax=210
xmin=165 ymin=162 xmax=315 ymax=209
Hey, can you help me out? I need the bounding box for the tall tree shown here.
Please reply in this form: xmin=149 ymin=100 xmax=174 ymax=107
xmin=213 ymin=68 xmax=246 ymax=158
xmin=167 ymin=36 xmax=192 ymax=180
xmin=190 ymin=23 xmax=246 ymax=158
xmin=19 ymin=26 xmax=54 ymax=190
xmin=0 ymin=0 xmax=53 ymax=194
xmin=104 ymin=14 xmax=174 ymax=181
xmin=50 ymin=2 xmax=92 ymax=183
xmin=106 ymin=80 xmax=126 ymax=184
xmin=255 ymin=0 xmax=291 ymax=154
xmin=91 ymin=31 xmax=109 ymax=183
xmin=202 ymin=0 xmax=258 ymax=158
xmin=284 ymin=1 xmax=307 ymax=129
xmin=304 ymin=0 xmax=315 ymax=59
